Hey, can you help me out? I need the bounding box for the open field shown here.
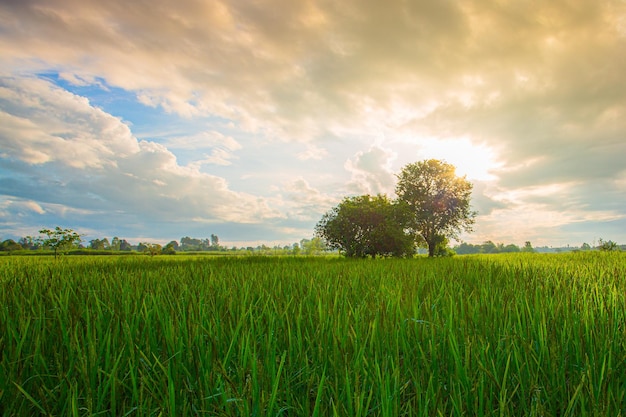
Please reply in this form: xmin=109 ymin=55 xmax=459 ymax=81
xmin=1 ymin=253 xmax=625 ymax=416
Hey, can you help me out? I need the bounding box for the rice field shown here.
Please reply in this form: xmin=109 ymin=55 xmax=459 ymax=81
xmin=1 ymin=253 xmax=625 ymax=416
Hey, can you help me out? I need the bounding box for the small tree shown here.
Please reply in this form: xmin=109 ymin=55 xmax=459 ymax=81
xmin=141 ymin=243 xmax=162 ymax=257
xmin=522 ymin=241 xmax=535 ymax=253
xmin=396 ymin=160 xmax=476 ymax=257
xmin=162 ymin=241 xmax=178 ymax=255
xmin=111 ymin=237 xmax=121 ymax=251
xmin=19 ymin=236 xmax=38 ymax=250
xmin=210 ymin=234 xmax=220 ymax=250
xmin=38 ymin=227 xmax=82 ymax=259
xmin=598 ymin=238 xmax=619 ymax=252
xmin=300 ymin=237 xmax=327 ymax=255
xmin=90 ymin=238 xmax=105 ymax=250
xmin=119 ymin=239 xmax=133 ymax=251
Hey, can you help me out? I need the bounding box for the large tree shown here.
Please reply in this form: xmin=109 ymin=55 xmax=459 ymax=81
xmin=396 ymin=160 xmax=476 ymax=257
xmin=315 ymin=194 xmax=414 ymax=258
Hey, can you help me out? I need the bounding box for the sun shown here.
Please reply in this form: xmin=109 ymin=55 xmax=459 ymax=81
xmin=417 ymin=137 xmax=501 ymax=181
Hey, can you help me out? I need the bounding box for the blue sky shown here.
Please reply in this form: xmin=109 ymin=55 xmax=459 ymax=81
xmin=1 ymin=0 xmax=626 ymax=248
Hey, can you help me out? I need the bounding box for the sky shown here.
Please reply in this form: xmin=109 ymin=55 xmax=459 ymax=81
xmin=1 ymin=0 xmax=626 ymax=248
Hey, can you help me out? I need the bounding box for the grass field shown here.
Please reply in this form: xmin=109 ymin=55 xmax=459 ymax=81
xmin=1 ymin=253 xmax=625 ymax=416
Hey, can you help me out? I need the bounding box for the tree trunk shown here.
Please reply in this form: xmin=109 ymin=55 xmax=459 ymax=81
xmin=428 ymin=242 xmax=435 ymax=257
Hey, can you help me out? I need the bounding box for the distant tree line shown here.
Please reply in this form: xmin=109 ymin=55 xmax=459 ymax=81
xmin=0 ymin=229 xmax=329 ymax=257
xmin=454 ymin=241 xmax=535 ymax=254
xmin=453 ymin=240 xmax=624 ymax=254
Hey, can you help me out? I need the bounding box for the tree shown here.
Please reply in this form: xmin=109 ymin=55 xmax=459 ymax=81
xmin=454 ymin=242 xmax=481 ymax=255
xmin=180 ymin=236 xmax=202 ymax=251
xmin=210 ymin=234 xmax=220 ymax=249
xmin=315 ymin=194 xmax=415 ymax=258
xmin=140 ymin=242 xmax=162 ymax=257
xmin=119 ymin=239 xmax=133 ymax=251
xmin=480 ymin=240 xmax=499 ymax=254
xmin=300 ymin=237 xmax=328 ymax=255
xmin=502 ymin=244 xmax=520 ymax=253
xmin=90 ymin=238 xmax=105 ymax=250
xmin=396 ymin=160 xmax=476 ymax=257
xmin=38 ymin=227 xmax=82 ymax=259
xmin=165 ymin=240 xmax=179 ymax=251
xmin=19 ymin=236 xmax=38 ymax=250
xmin=111 ymin=237 xmax=121 ymax=251
xmin=598 ymin=238 xmax=619 ymax=252
xmin=162 ymin=241 xmax=178 ymax=255
xmin=0 ymin=239 xmax=23 ymax=252
xmin=522 ymin=241 xmax=534 ymax=253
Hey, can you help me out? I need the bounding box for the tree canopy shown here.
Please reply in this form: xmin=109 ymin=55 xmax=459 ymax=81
xmin=315 ymin=194 xmax=415 ymax=258
xmin=396 ymin=159 xmax=476 ymax=257
xmin=315 ymin=160 xmax=477 ymax=258
xmin=38 ymin=227 xmax=82 ymax=259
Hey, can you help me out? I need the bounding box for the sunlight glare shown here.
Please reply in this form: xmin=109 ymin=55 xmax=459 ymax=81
xmin=417 ymin=137 xmax=501 ymax=181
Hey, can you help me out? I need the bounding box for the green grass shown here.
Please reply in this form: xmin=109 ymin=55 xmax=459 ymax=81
xmin=1 ymin=253 xmax=625 ymax=416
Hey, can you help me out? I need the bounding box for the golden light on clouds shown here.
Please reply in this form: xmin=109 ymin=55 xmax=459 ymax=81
xmin=416 ymin=137 xmax=502 ymax=182
xmin=1 ymin=0 xmax=626 ymax=246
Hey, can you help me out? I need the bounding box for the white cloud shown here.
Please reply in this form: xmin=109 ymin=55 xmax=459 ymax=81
xmin=165 ymin=131 xmax=242 ymax=167
xmin=280 ymin=177 xmax=337 ymax=221
xmin=0 ymin=77 xmax=139 ymax=168
xmin=0 ymin=75 xmax=280 ymax=224
xmin=297 ymin=144 xmax=329 ymax=161
xmin=23 ymin=200 xmax=45 ymax=215
xmin=344 ymin=144 xmax=397 ymax=195
xmin=1 ymin=0 xmax=626 ymax=244
xmin=163 ymin=131 xmax=241 ymax=152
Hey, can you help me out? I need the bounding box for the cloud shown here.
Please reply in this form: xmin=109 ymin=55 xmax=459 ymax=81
xmin=163 ymin=131 xmax=241 ymax=152
xmin=2 ymin=0 xmax=625 ymax=147
xmin=1 ymin=0 xmax=626 ymax=244
xmin=164 ymin=131 xmax=243 ymax=167
xmin=0 ymin=75 xmax=280 ymax=225
xmin=345 ymin=144 xmax=397 ymax=195
xmin=297 ymin=144 xmax=329 ymax=161
xmin=0 ymin=76 xmax=139 ymax=168
xmin=23 ymin=200 xmax=46 ymax=215
xmin=0 ymin=197 xmax=45 ymax=217
xmin=189 ymin=149 xmax=237 ymax=167
xmin=280 ymin=177 xmax=337 ymax=221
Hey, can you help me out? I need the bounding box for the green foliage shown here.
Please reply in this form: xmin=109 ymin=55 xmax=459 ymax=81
xmin=432 ymin=235 xmax=455 ymax=257
xmin=162 ymin=241 xmax=178 ymax=255
xmin=396 ymin=159 xmax=476 ymax=257
xmin=38 ymin=227 xmax=82 ymax=259
xmin=598 ymin=238 xmax=619 ymax=252
xmin=179 ymin=236 xmax=223 ymax=251
xmin=0 ymin=239 xmax=23 ymax=252
xmin=299 ymin=237 xmax=326 ymax=255
xmin=1 ymin=254 xmax=626 ymax=415
xmin=139 ymin=242 xmax=162 ymax=256
xmin=315 ymin=194 xmax=415 ymax=258
xmin=456 ymin=241 xmax=522 ymax=254
xmin=522 ymin=241 xmax=535 ymax=253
